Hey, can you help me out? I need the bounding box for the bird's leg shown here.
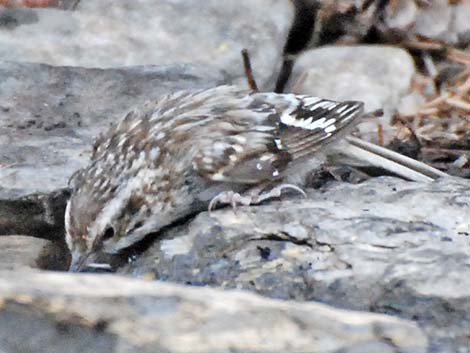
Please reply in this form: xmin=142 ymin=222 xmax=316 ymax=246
xmin=208 ymin=190 xmax=253 ymax=213
xmin=208 ymin=183 xmax=306 ymax=213
xmin=250 ymin=183 xmax=306 ymax=203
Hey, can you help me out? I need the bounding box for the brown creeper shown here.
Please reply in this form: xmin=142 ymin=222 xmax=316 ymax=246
xmin=65 ymin=85 xmax=445 ymax=272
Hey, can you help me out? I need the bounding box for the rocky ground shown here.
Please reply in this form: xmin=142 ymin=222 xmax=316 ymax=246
xmin=0 ymin=1 xmax=469 ymax=353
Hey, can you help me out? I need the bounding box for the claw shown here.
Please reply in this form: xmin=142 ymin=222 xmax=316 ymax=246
xmin=278 ymin=184 xmax=306 ymax=197
xmin=208 ymin=191 xmax=252 ymax=214
xmin=254 ymin=183 xmax=306 ymax=203
xmin=208 ymin=184 xmax=306 ymax=215
xmin=208 ymin=193 xmax=223 ymax=213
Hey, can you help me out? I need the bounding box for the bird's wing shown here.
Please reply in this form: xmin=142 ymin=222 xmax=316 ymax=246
xmin=193 ymin=92 xmax=364 ymax=184
xmin=277 ymin=96 xmax=364 ymax=161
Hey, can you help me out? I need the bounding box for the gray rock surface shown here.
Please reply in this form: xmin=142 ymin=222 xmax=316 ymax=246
xmin=286 ymin=45 xmax=415 ymax=113
xmin=383 ymin=0 xmax=468 ymax=44
xmin=0 ymin=235 xmax=68 ymax=271
xmin=413 ymin=0 xmax=470 ymax=45
xmin=0 ymin=270 xmax=428 ymax=353
xmin=452 ymin=2 xmax=470 ymax=46
xmin=120 ymin=176 xmax=470 ymax=352
xmin=0 ymin=189 xmax=68 ymax=240
xmin=414 ymin=0 xmax=453 ymax=41
xmin=0 ymin=0 xmax=294 ymax=88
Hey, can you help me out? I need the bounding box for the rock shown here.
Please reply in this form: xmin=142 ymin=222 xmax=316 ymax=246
xmin=0 ymin=270 xmax=428 ymax=353
xmin=452 ymin=2 xmax=470 ymax=46
xmin=0 ymin=235 xmax=68 ymax=271
xmin=397 ymin=92 xmax=426 ymax=117
xmin=384 ymin=0 xmax=418 ymax=31
xmin=0 ymin=189 xmax=69 ymax=240
xmin=120 ymin=176 xmax=470 ymax=352
xmin=286 ymin=45 xmax=415 ymax=113
xmin=414 ymin=0 xmax=453 ymax=43
xmin=382 ymin=0 xmax=470 ymax=46
xmin=385 ymin=0 xmax=470 ymax=46
xmin=0 ymin=0 xmax=294 ymax=88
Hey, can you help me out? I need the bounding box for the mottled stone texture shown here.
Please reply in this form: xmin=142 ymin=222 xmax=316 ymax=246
xmin=0 ymin=271 xmax=428 ymax=353
xmin=0 ymin=0 xmax=294 ymax=87
xmin=120 ymin=177 xmax=470 ymax=353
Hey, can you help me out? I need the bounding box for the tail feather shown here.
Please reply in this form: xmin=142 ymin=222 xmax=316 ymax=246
xmin=277 ymin=94 xmax=447 ymax=182
xmin=343 ymin=136 xmax=448 ymax=181
xmin=280 ymin=99 xmax=364 ymax=161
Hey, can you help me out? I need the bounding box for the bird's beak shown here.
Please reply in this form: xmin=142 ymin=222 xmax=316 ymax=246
xmin=69 ymin=250 xmax=112 ymax=273
xmin=69 ymin=250 xmax=90 ymax=272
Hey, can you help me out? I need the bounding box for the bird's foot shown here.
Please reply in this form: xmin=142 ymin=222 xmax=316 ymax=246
xmin=208 ymin=183 xmax=306 ymax=213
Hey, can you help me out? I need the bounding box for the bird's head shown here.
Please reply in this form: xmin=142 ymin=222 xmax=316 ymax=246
xmin=65 ymin=160 xmax=158 ymax=272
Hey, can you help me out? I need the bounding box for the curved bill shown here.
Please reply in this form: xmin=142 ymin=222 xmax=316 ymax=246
xmin=69 ymin=250 xmax=112 ymax=273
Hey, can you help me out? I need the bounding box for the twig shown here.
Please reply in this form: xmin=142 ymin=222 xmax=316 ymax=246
xmin=421 ymin=147 xmax=470 ymax=155
xmin=446 ymin=98 xmax=470 ymax=111
xmin=394 ymin=116 xmax=422 ymax=149
xmin=456 ymin=75 xmax=470 ymax=97
xmin=447 ymin=48 xmax=470 ymax=65
xmin=416 ymin=107 xmax=440 ymax=116
xmin=403 ymin=39 xmax=444 ymax=51
xmin=377 ymin=123 xmax=384 ymax=146
xmin=241 ymin=49 xmax=259 ymax=92
xmin=423 ymin=93 xmax=450 ymax=109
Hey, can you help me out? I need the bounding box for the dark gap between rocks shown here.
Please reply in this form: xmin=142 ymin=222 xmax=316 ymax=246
xmin=274 ymin=0 xmax=317 ymax=93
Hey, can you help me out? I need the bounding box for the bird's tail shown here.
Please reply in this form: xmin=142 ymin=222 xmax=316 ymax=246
xmin=332 ymin=136 xmax=448 ymax=182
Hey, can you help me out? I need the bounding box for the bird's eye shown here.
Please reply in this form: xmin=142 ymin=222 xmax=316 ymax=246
xmin=102 ymin=227 xmax=115 ymax=241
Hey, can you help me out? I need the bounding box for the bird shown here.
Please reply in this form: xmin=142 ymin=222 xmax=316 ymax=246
xmin=65 ymin=85 xmax=446 ymax=272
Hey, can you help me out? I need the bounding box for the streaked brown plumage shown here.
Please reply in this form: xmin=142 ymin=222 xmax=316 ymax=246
xmin=65 ymin=85 xmax=365 ymax=271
